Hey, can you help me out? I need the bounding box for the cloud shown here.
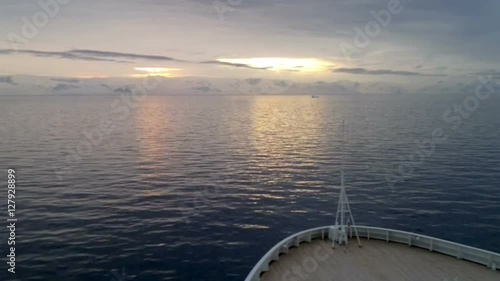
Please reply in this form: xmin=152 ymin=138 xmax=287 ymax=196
xmin=53 ymin=83 xmax=79 ymax=91
xmin=100 ymin=84 xmax=112 ymax=90
xmin=2 ymin=0 xmax=499 ymax=80
xmin=113 ymin=86 xmax=134 ymax=94
xmin=51 ymin=78 xmax=80 ymax=83
xmin=474 ymin=70 xmax=500 ymax=76
xmin=71 ymin=49 xmax=187 ymax=62
xmin=0 ymin=49 xmax=132 ymax=63
xmin=245 ymin=78 xmax=262 ymax=85
xmin=191 ymin=86 xmax=221 ymax=93
xmin=432 ymin=66 xmax=448 ymax=72
xmin=0 ymin=48 xmax=269 ymax=70
xmin=332 ymin=68 xmax=446 ymax=77
xmin=200 ymin=60 xmax=271 ymax=70
xmin=0 ymin=76 xmax=16 ymax=85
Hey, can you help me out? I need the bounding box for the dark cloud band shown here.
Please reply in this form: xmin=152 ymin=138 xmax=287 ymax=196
xmin=333 ymin=67 xmax=446 ymax=77
xmin=0 ymin=49 xmax=267 ymax=70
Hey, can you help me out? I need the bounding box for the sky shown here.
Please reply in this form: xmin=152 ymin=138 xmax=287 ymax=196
xmin=1 ymin=0 xmax=499 ymax=84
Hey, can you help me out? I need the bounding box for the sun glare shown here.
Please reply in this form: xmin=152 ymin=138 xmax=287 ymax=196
xmin=74 ymin=74 xmax=110 ymax=79
xmin=133 ymin=67 xmax=180 ymax=77
xmin=216 ymin=58 xmax=332 ymax=72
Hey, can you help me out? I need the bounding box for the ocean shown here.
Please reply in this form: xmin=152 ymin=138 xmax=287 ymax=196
xmin=0 ymin=94 xmax=499 ymax=280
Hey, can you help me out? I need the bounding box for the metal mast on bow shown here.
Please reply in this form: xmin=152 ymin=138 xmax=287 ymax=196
xmin=332 ymin=120 xmax=362 ymax=248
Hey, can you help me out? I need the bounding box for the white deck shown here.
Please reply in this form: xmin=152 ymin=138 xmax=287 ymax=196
xmin=260 ymin=238 xmax=499 ymax=281
xmin=245 ymin=226 xmax=500 ymax=281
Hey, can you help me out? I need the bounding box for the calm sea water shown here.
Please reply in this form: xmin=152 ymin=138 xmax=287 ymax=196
xmin=0 ymin=94 xmax=499 ymax=281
